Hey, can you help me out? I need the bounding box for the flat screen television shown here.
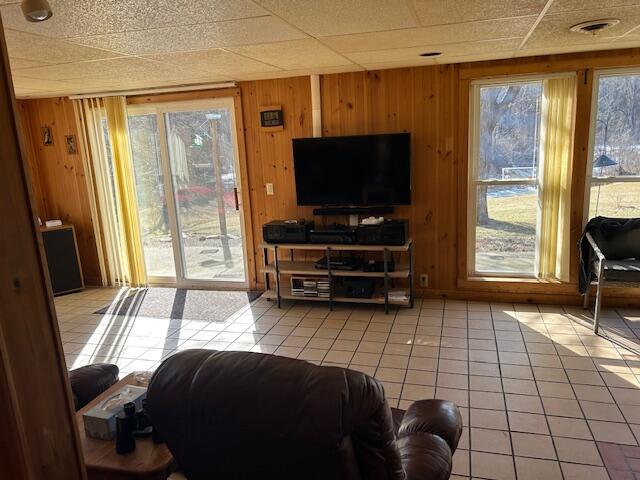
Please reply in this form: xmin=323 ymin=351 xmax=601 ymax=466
xmin=292 ymin=133 xmax=410 ymax=206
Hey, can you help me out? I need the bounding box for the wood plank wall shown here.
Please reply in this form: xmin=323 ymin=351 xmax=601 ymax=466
xmin=17 ymin=97 xmax=102 ymax=286
xmin=17 ymin=47 xmax=640 ymax=305
xmin=320 ymin=67 xmax=458 ymax=292
xmin=239 ymin=75 xmax=316 ymax=276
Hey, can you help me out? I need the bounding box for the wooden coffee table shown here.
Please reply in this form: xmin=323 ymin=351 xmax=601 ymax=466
xmin=76 ymin=373 xmax=175 ymax=480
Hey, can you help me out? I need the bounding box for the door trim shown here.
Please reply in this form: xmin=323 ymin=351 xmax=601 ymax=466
xmin=232 ymin=95 xmax=257 ymax=290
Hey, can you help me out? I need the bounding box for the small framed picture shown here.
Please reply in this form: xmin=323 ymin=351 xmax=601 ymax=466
xmin=65 ymin=134 xmax=77 ymax=154
xmin=41 ymin=126 xmax=53 ymax=146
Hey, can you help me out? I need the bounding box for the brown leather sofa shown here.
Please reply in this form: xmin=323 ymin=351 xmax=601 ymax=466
xmin=68 ymin=363 xmax=119 ymax=410
xmin=147 ymin=349 xmax=462 ymax=480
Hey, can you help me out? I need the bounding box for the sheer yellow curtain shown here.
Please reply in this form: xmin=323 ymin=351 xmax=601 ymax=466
xmin=103 ymin=96 xmax=147 ymax=287
xmin=537 ymin=76 xmax=576 ymax=281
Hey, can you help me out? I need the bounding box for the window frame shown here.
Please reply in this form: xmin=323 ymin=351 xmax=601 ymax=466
xmin=468 ymin=77 xmax=542 ymax=278
xmin=467 ymin=73 xmax=575 ymax=279
xmin=584 ymin=67 xmax=640 ymax=225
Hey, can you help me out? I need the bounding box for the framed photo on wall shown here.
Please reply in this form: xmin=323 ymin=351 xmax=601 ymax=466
xmin=41 ymin=126 xmax=53 ymax=146
xmin=65 ymin=134 xmax=77 ymax=154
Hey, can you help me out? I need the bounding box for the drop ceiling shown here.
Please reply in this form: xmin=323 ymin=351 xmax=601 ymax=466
xmin=2 ymin=0 xmax=639 ymax=98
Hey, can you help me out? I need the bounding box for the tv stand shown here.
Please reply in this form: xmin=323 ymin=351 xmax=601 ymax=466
xmin=260 ymin=240 xmax=413 ymax=314
xmin=312 ymin=205 xmax=394 ymax=216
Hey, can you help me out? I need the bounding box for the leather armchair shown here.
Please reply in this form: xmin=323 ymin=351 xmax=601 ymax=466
xmin=147 ymin=349 xmax=462 ymax=480
xmin=68 ymin=363 xmax=119 ymax=410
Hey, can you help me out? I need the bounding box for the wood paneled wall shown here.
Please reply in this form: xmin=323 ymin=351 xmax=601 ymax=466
xmin=320 ymin=67 xmax=458 ymax=292
xmin=17 ymin=97 xmax=102 ymax=285
xmin=239 ymin=75 xmax=315 ymax=278
xmin=17 ymin=47 xmax=640 ymax=305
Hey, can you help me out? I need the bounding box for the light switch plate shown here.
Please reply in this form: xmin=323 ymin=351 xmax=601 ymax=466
xmin=266 ymin=183 xmax=274 ymax=195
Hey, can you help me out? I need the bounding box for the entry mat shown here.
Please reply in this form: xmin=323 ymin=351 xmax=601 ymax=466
xmin=95 ymin=287 xmax=261 ymax=322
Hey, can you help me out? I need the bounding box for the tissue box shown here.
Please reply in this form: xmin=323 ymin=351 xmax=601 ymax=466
xmin=82 ymin=384 xmax=147 ymax=440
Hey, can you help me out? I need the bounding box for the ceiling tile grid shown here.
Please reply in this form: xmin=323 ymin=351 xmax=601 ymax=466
xmin=1 ymin=0 xmax=638 ymax=98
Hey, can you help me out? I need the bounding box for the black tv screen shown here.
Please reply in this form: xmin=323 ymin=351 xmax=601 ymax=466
xmin=292 ymin=133 xmax=410 ymax=206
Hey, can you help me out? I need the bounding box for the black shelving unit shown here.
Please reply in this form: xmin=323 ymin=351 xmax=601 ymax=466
xmin=260 ymin=240 xmax=414 ymax=313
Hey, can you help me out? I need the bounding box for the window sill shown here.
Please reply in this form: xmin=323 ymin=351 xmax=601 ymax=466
xmin=465 ymin=276 xmax=564 ymax=284
xmin=457 ymin=276 xmax=576 ymax=295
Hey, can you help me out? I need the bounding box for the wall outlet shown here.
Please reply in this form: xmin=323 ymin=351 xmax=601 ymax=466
xmin=266 ymin=183 xmax=274 ymax=195
xmin=420 ymin=274 xmax=429 ymax=288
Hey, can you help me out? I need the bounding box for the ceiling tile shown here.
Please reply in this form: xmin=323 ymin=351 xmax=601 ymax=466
xmin=413 ymin=0 xmax=547 ymax=25
xmin=10 ymin=75 xmax=82 ymax=91
xmin=144 ymin=49 xmax=281 ymax=77
xmin=4 ymin=29 xmax=124 ymax=64
xmin=548 ymin=0 xmax=640 ymax=14
xmin=15 ymin=57 xmax=185 ymax=82
xmin=255 ymin=0 xmax=418 ymax=36
xmin=0 ymin=0 xmax=268 ymax=38
xmin=228 ymin=38 xmax=352 ymax=69
xmin=66 ymin=16 xmax=308 ymax=55
xmin=322 ymin=16 xmax=536 ymax=53
xmin=434 ymin=52 xmax=519 ymax=65
xmin=523 ymin=6 xmax=640 ymax=49
xmin=517 ymin=41 xmax=637 ymax=57
xmin=237 ymin=64 xmax=364 ymax=81
xmin=516 ymin=37 xmax=640 ymax=57
xmin=9 ymin=58 xmax=48 ymax=70
xmin=344 ymin=38 xmax=520 ymax=63
xmin=619 ymin=26 xmax=640 ymax=39
xmin=358 ymin=58 xmax=438 ymax=71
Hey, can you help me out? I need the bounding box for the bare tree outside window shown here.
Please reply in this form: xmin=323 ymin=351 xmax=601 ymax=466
xmin=472 ymin=82 xmax=541 ymax=275
xmin=589 ymin=73 xmax=640 ymax=220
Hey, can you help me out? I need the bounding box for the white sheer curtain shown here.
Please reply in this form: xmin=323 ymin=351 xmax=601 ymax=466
xmin=73 ymin=98 xmax=130 ymax=286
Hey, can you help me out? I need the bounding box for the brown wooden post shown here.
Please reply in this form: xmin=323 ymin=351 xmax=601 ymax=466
xmin=0 ymin=17 xmax=86 ymax=480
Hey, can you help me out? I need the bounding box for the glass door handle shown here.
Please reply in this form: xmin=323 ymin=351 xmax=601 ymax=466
xmin=233 ymin=187 xmax=240 ymax=211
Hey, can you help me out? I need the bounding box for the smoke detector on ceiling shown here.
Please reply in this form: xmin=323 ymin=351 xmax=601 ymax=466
xmin=569 ymin=19 xmax=620 ymax=35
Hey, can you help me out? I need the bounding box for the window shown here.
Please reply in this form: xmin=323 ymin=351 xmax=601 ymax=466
xmin=468 ymin=76 xmax=575 ymax=279
xmin=587 ymin=70 xmax=640 ymax=220
xmin=469 ymin=80 xmax=542 ymax=276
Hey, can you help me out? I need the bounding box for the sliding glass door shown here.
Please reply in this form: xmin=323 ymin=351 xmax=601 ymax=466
xmin=128 ymin=99 xmax=248 ymax=287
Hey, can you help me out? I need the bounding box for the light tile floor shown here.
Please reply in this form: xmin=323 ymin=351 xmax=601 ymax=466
xmin=56 ymin=287 xmax=640 ymax=480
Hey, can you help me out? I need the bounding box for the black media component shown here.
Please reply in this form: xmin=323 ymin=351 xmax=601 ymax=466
xmin=357 ymin=219 xmax=408 ymax=246
xmin=314 ymin=255 xmax=363 ymax=271
xmin=309 ymin=224 xmax=358 ymax=244
xmin=363 ymin=259 xmax=395 ymax=273
xmin=293 ymin=133 xmax=411 ymax=206
xmin=263 ymin=219 xmax=314 ymax=244
xmin=340 ymin=278 xmax=375 ymax=298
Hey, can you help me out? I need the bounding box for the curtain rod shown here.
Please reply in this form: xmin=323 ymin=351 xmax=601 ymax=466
xmin=68 ymin=82 xmax=237 ymax=100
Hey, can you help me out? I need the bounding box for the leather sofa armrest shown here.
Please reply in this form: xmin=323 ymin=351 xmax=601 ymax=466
xmin=396 ymin=399 xmax=463 ymax=480
xmin=398 ymin=399 xmax=463 ymax=453
xmin=397 ymin=432 xmax=452 ymax=480
xmin=69 ymin=363 xmax=119 ymax=410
